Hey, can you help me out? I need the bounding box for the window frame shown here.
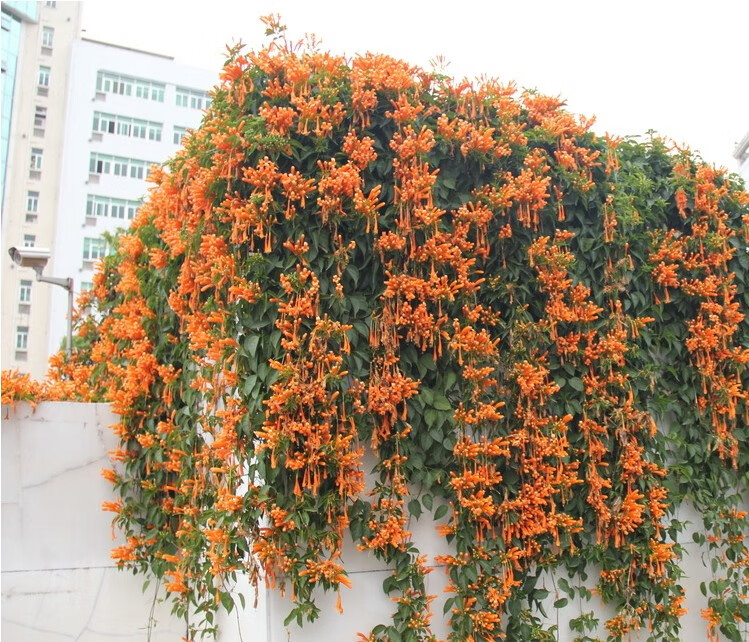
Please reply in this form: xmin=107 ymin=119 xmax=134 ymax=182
xmin=26 ymin=191 xmax=40 ymax=213
xmin=30 ymin=148 xmax=43 ymax=171
xmin=34 ymin=106 xmax=47 ymax=129
xmin=83 ymin=237 xmax=108 ymax=261
xmin=37 ymin=65 xmax=51 ymax=87
xmin=173 ymin=126 xmax=187 ymax=145
xmin=18 ymin=280 xmax=32 ymax=304
xmin=16 ymin=326 xmax=29 ymax=351
xmin=96 ymin=71 xmax=165 ymax=102
xmin=42 ymin=26 xmax=54 ymax=48
xmin=86 ymin=194 xmax=139 ymax=220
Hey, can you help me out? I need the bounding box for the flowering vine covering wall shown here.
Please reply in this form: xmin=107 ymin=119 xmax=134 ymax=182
xmin=10 ymin=16 xmax=749 ymax=642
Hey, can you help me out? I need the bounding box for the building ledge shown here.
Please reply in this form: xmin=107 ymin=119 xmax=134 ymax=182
xmin=81 ymin=37 xmax=174 ymax=61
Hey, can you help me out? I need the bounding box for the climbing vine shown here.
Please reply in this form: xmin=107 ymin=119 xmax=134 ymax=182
xmin=7 ymin=16 xmax=749 ymax=642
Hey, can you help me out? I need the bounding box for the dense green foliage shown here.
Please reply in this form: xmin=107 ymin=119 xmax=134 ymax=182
xmin=41 ymin=20 xmax=749 ymax=642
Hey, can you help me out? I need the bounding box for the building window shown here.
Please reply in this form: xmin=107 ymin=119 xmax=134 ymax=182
xmin=96 ymin=71 xmax=164 ymax=102
xmin=92 ymin=112 xmax=115 ymax=134
xmin=23 ymin=234 xmax=36 ymax=247
xmin=92 ymin=112 xmax=162 ymax=142
xmin=147 ymin=123 xmax=161 ymax=141
xmin=116 ymin=120 xmax=132 ymax=137
xmin=110 ymin=202 xmax=124 ymax=219
xmin=86 ymin=194 xmax=140 ymax=220
xmin=112 ymin=79 xmax=131 ymax=96
xmin=89 ymin=153 xmax=110 ymax=175
xmin=38 ymin=65 xmax=50 ymax=87
xmin=16 ymin=326 xmax=29 ymax=351
xmin=173 ymin=126 xmax=188 ymax=145
xmin=19 ymin=280 xmax=32 ymax=303
xmin=42 ymin=26 xmax=54 ymax=48
xmin=113 ymin=157 xmax=128 ymax=176
xmin=89 ymin=153 xmax=155 ymax=180
xmin=46 ymin=1 xmax=57 ymax=7
xmin=30 ymin=148 xmax=43 ymax=172
xmin=87 ymin=194 xmax=108 ymax=218
xmin=134 ymin=82 xmax=148 ymax=99
xmin=80 ymin=281 xmax=93 ymax=292
xmin=133 ymin=121 xmax=148 ymax=138
xmin=83 ymin=237 xmax=108 ymax=261
xmin=176 ymin=87 xmax=210 ymax=110
xmin=34 ymin=106 xmax=47 ymax=129
xmin=130 ymin=160 xmax=151 ymax=180
xmin=26 ymin=191 xmax=40 ymax=213
xmin=134 ymin=79 xmax=163 ymax=101
xmin=26 ymin=190 xmax=40 ymax=222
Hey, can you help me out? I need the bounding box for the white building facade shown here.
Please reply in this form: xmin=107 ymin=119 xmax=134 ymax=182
xmin=47 ymin=38 xmax=215 ymax=361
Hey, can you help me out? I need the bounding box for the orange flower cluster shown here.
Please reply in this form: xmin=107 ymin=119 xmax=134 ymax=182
xmin=256 ymin=253 xmax=363 ymax=594
xmin=650 ymin=164 xmax=749 ymax=465
xmin=530 ymin=230 xmax=683 ymax=635
xmin=1 ymin=369 xmax=43 ymax=407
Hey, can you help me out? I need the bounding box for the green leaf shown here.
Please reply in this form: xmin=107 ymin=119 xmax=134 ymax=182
xmin=284 ymin=607 xmax=299 ymax=627
xmin=245 ymin=334 xmax=260 ymax=357
xmin=432 ymin=395 xmax=452 ymax=411
xmin=434 ymin=504 xmax=449 ymax=520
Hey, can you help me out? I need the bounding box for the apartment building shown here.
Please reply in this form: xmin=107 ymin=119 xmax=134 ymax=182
xmin=2 ymin=3 xmax=216 ymax=378
xmin=46 ymin=38 xmax=215 ymax=363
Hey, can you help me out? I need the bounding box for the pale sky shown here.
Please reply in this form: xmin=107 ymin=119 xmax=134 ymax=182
xmin=81 ymin=0 xmax=748 ymax=172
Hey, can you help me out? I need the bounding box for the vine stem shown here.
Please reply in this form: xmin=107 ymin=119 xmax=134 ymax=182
xmin=147 ymin=577 xmax=161 ymax=642
xmin=548 ymin=571 xmax=559 ymax=642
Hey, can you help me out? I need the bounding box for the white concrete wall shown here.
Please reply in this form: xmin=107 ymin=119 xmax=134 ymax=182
xmin=2 ymin=402 xmax=746 ymax=641
xmin=1 ymin=402 xmax=267 ymax=642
